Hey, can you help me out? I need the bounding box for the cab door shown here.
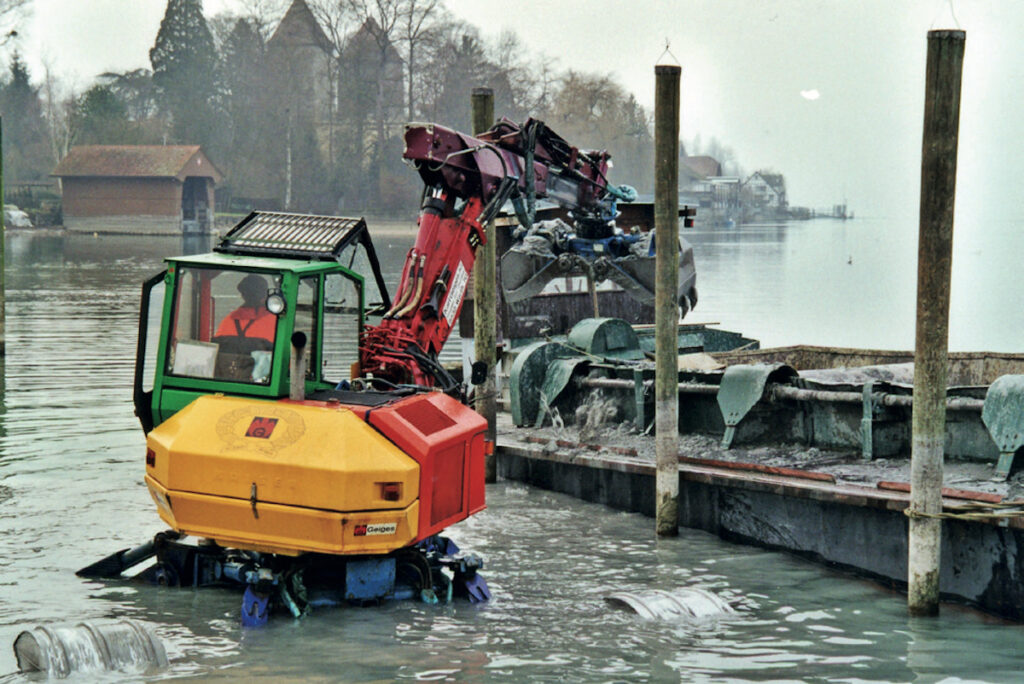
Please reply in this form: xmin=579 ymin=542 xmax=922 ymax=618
xmin=134 ymin=270 xmax=167 ymax=434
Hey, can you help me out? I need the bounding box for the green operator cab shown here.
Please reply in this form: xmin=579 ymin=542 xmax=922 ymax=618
xmin=133 ymin=214 xmax=391 ymax=432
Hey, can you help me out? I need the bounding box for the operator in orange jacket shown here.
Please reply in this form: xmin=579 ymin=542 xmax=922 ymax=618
xmin=215 ymin=273 xmax=276 ymax=345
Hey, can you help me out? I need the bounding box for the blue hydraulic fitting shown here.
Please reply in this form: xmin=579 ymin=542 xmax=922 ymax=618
xmin=241 ymin=586 xmax=271 ymax=628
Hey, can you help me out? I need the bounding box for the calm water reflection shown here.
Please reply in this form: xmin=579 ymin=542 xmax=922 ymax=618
xmin=687 ymin=216 xmax=1024 ymax=352
xmin=1 ymin=223 xmax=1023 ymax=681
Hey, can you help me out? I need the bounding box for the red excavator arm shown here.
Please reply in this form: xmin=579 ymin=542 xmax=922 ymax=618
xmin=359 ymin=119 xmax=632 ymax=389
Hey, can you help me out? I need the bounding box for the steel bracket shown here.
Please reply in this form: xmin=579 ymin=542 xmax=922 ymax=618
xmin=633 ymin=368 xmax=650 ymax=431
xmin=509 ymin=341 xmax=582 ymax=426
xmin=860 ymin=381 xmax=884 ymax=460
xmin=716 ymin=363 xmax=796 ymax=449
xmin=982 ymin=375 xmax=1024 ymax=480
xmin=536 ymin=357 xmax=590 ymax=427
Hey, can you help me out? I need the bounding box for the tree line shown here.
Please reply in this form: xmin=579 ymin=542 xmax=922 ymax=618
xmin=0 ymin=0 xmax=749 ymax=220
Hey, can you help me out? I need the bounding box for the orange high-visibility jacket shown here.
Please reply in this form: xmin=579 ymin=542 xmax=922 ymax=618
xmin=215 ymin=307 xmax=276 ymax=342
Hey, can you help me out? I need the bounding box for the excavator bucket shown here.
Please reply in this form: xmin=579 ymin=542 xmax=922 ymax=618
xmin=501 ymin=223 xmax=698 ymax=314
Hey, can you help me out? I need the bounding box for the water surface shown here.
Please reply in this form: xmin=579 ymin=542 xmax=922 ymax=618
xmin=1 ymin=223 xmax=1023 ymax=681
xmin=686 ymin=216 xmax=1024 ymax=352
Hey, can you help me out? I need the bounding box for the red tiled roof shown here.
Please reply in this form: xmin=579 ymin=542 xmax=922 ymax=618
xmin=682 ymin=156 xmax=722 ymax=178
xmin=52 ymin=145 xmax=223 ymax=182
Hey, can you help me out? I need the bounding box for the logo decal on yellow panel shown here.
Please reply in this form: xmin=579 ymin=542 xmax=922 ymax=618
xmin=354 ymin=522 xmax=398 ymax=537
xmin=216 ymin=405 xmax=305 ymax=454
xmin=246 ymin=417 xmax=278 ymax=438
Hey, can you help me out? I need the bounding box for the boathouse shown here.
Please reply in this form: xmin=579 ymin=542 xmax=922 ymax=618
xmin=52 ymin=145 xmax=223 ymax=235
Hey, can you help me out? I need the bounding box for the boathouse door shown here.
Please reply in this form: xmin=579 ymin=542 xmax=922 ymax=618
xmin=181 ymin=177 xmax=210 ymax=234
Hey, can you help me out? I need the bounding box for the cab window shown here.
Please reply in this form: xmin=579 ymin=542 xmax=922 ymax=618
xmin=295 ymin=276 xmax=318 ymax=380
xmin=321 ymin=272 xmax=362 ymax=385
xmin=167 ymin=267 xmax=278 ymax=384
xmin=338 ymin=241 xmax=386 ymax=319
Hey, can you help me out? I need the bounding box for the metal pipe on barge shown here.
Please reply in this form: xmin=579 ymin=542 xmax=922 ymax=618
xmin=579 ymin=376 xmax=984 ymax=411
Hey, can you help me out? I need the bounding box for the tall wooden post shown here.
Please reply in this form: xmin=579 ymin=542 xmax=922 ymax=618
xmin=908 ymin=29 xmax=965 ymax=616
xmin=1 ymin=114 xmax=5 ymax=358
xmin=654 ymin=65 xmax=680 ymax=537
xmin=471 ymin=87 xmax=497 ymax=483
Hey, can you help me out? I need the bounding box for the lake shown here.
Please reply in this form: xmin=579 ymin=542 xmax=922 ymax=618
xmin=1 ymin=218 xmax=1023 ymax=681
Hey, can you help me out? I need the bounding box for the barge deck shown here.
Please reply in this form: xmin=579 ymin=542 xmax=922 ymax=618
xmin=495 ymin=338 xmax=1024 ymax=621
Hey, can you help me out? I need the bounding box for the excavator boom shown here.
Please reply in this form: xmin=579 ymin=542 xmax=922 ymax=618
xmin=360 ymin=119 xmax=641 ymax=388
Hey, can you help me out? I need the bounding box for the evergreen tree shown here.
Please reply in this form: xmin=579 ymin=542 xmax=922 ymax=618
xmin=72 ymin=85 xmax=131 ymax=144
xmin=150 ymin=0 xmax=225 ymax=154
xmin=221 ymin=18 xmax=272 ymax=202
xmin=103 ymin=68 xmax=159 ymax=121
xmin=0 ymin=53 xmax=51 ymax=182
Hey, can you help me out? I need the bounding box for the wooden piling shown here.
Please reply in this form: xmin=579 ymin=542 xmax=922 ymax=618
xmin=654 ymin=65 xmax=681 ymax=537
xmin=1 ymin=114 xmax=5 ymax=357
xmin=471 ymin=87 xmax=498 ymax=483
xmin=908 ymin=29 xmax=965 ymax=616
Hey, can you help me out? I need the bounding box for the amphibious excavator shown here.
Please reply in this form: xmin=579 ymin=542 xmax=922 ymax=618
xmin=79 ymin=117 xmax=692 ymax=624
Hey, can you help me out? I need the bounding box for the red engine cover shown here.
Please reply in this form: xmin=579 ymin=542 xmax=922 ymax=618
xmin=368 ymin=393 xmax=486 ymax=540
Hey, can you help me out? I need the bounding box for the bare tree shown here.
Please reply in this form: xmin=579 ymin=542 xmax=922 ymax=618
xmin=307 ymin=0 xmax=356 ymax=177
xmin=210 ymin=0 xmax=286 ymax=47
xmin=397 ymin=0 xmax=438 ymax=120
xmin=310 ymin=0 xmax=406 ymax=207
xmin=307 ymin=0 xmax=355 ymax=49
xmin=486 ymin=30 xmax=556 ymax=120
xmin=541 ymin=70 xmax=655 ymax=191
xmin=343 ymin=0 xmax=403 ymax=144
xmin=40 ymin=61 xmax=76 ymax=184
xmin=238 ymin=0 xmax=288 ymax=40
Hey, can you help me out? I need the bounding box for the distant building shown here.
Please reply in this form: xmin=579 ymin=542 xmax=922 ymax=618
xmin=678 ymin=155 xmax=723 ymax=209
xmin=266 ymin=0 xmax=404 ymax=142
xmin=682 ymin=155 xmax=723 ymax=179
xmin=742 ymin=171 xmax=787 ymax=211
xmin=52 ymin=145 xmax=223 ymax=234
xmin=266 ymin=0 xmax=334 ymax=125
xmin=709 ymin=177 xmax=741 ymax=214
xmin=262 ymin=0 xmax=404 ymax=209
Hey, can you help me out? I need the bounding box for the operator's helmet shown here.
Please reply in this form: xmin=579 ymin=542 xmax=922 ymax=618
xmin=238 ymin=274 xmax=268 ymax=307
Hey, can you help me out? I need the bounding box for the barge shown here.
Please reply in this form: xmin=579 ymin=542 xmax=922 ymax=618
xmin=496 ymin=319 xmax=1024 ymax=621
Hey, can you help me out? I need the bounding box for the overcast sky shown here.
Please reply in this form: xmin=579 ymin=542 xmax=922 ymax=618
xmin=15 ymin=0 xmax=1023 ymax=220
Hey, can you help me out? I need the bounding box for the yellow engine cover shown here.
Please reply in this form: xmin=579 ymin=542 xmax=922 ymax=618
xmin=146 ymin=395 xmax=420 ymax=556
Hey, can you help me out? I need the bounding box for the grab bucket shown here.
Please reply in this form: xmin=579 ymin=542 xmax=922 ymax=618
xmin=605 ymin=588 xmax=734 ymax=620
xmin=13 ymin=619 xmax=168 ymax=678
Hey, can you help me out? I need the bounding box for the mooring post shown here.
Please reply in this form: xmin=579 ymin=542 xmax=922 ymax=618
xmin=471 ymin=87 xmax=498 ymax=483
xmin=908 ymin=29 xmax=965 ymax=617
xmin=654 ymin=64 xmax=681 ymax=537
xmin=1 ymin=114 xmax=5 ymax=358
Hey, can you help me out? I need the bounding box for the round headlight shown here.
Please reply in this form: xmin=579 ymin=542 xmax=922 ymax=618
xmin=266 ymin=291 xmax=287 ymax=315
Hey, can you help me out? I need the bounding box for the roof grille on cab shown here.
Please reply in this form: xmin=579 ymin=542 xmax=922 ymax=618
xmin=216 ymin=211 xmax=367 ymax=260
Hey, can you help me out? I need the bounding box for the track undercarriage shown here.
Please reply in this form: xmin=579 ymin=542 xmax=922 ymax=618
xmin=81 ymin=531 xmax=489 ymax=627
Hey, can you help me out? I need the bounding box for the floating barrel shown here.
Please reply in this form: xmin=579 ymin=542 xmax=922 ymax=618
xmin=605 ymin=588 xmax=734 ymax=620
xmin=13 ymin=620 xmax=168 ymax=678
